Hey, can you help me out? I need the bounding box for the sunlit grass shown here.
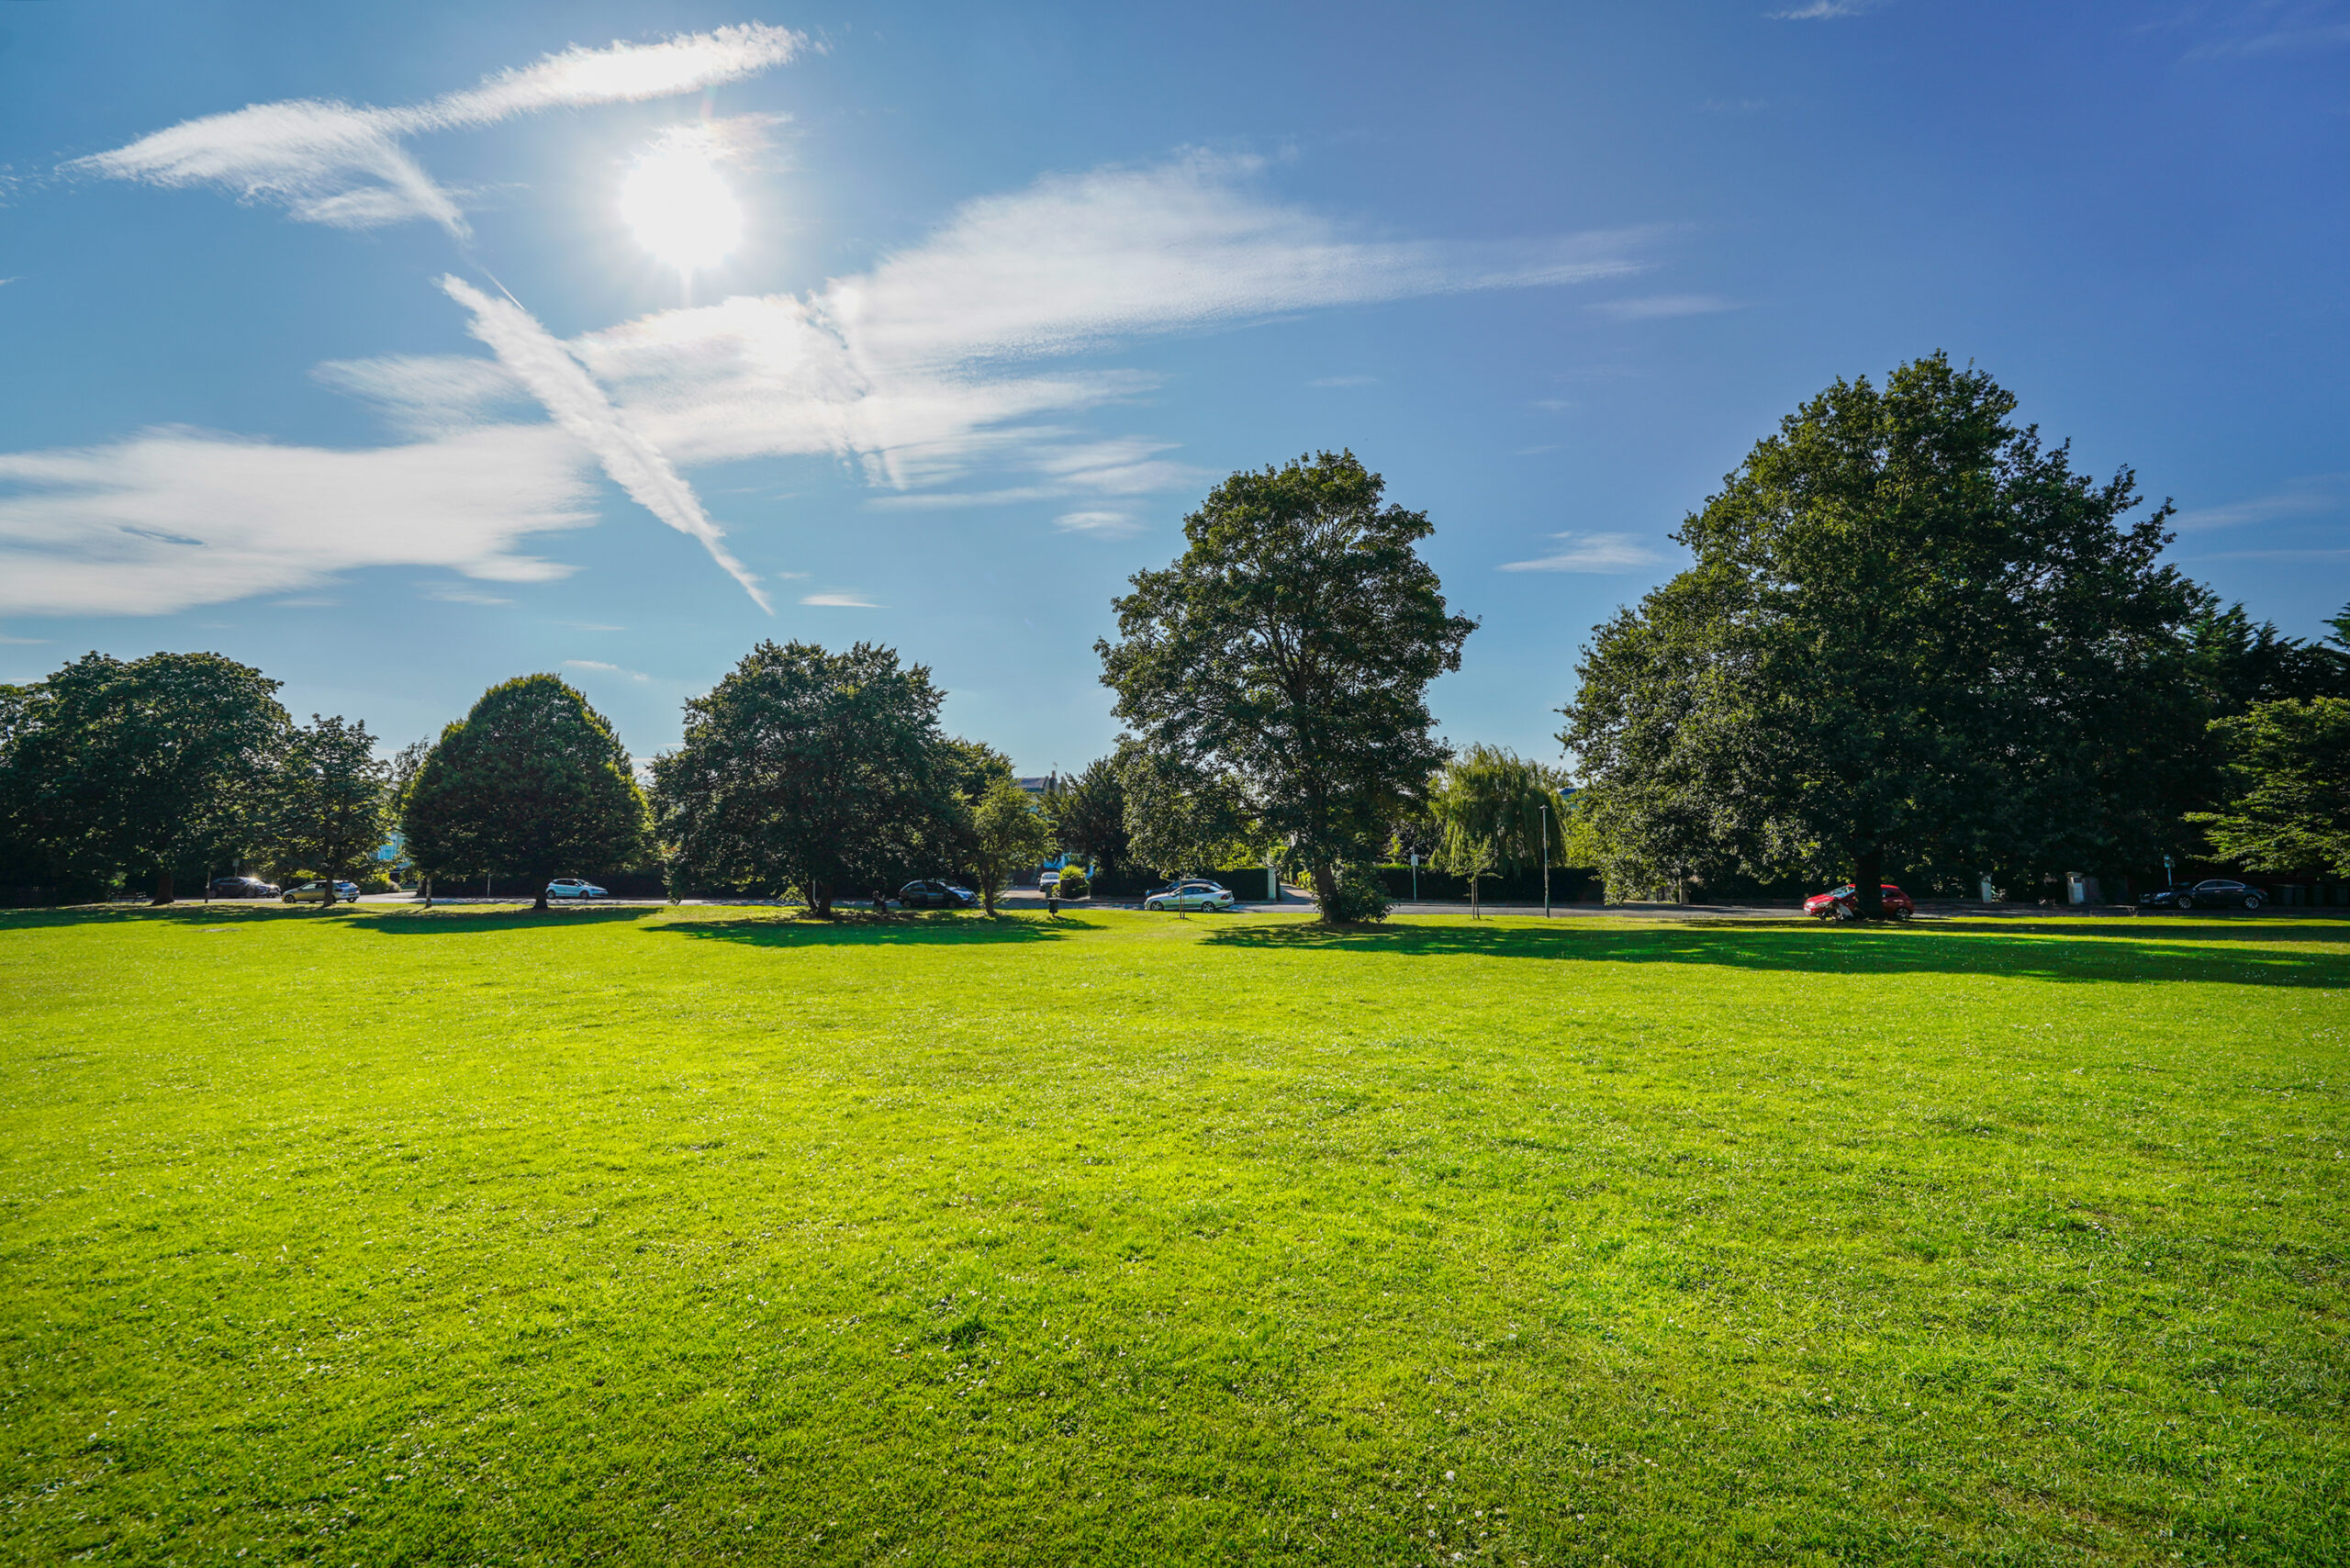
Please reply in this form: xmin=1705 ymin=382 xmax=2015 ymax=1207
xmin=3 ymin=904 xmax=2345 ymax=1564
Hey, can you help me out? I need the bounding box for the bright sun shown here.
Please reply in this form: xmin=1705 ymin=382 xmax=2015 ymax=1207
xmin=620 ymin=134 xmax=742 ymax=276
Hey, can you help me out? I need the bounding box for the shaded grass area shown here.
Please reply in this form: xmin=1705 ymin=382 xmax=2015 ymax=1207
xmin=2 ymin=904 xmax=2345 ymax=1565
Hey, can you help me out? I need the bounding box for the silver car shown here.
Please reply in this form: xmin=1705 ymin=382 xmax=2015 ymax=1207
xmin=1144 ymin=880 xmax=1234 ymax=913
xmin=282 ymin=880 xmax=361 ymax=903
xmin=546 ymin=878 xmax=609 ymax=900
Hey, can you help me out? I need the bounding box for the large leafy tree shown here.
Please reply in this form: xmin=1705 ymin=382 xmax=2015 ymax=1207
xmin=1118 ymin=742 xmax=1252 ymax=886
xmin=1097 ymin=451 xmax=1475 ymax=921
xmin=1047 ymin=753 xmax=1132 ymax=879
xmin=968 ymin=778 xmax=1052 ymax=915
xmin=3 ymin=652 xmax=289 ymax=903
xmin=270 ymin=715 xmax=390 ymax=907
xmin=2189 ymin=698 xmax=2350 ymax=878
xmin=1430 ymin=745 xmax=1568 ymax=916
xmin=402 ymin=675 xmax=648 ymax=912
xmin=1561 ymin=354 xmax=2202 ymax=917
xmin=650 ymin=641 xmax=958 ymax=916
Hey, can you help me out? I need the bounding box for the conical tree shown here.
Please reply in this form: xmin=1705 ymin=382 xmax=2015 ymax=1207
xmin=402 ymin=675 xmax=648 ymax=912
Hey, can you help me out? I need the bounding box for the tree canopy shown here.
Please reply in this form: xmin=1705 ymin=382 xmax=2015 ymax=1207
xmin=968 ymin=778 xmax=1052 ymax=914
xmin=1047 ymin=754 xmax=1132 ymax=880
xmin=2189 ymin=698 xmax=2350 ymax=878
xmin=1430 ymin=745 xmax=1568 ymax=915
xmin=271 ymin=714 xmax=390 ymax=905
xmin=1561 ymin=354 xmax=2201 ymax=915
xmin=1097 ymin=451 xmax=1473 ymax=921
xmin=402 ymin=674 xmax=648 ymax=911
xmin=650 ymin=641 xmax=958 ymax=915
xmin=0 ymin=651 xmax=289 ymax=902
xmin=1118 ymin=740 xmax=1252 ymax=887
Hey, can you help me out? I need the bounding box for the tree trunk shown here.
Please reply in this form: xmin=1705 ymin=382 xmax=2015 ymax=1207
xmin=422 ymin=877 xmax=432 ymax=908
xmin=151 ymin=866 xmax=175 ymax=905
xmin=1854 ymin=843 xmax=1886 ymax=920
xmin=1311 ymin=860 xmax=1339 ymax=922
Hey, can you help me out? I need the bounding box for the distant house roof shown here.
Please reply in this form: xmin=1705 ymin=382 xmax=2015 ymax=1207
xmin=1014 ymin=775 xmax=1058 ymax=795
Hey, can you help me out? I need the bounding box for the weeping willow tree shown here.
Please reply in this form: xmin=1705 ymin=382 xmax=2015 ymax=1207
xmin=1430 ymin=745 xmax=1569 ymax=916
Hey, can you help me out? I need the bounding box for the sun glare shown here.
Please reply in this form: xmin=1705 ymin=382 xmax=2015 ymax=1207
xmin=620 ymin=134 xmax=742 ymax=276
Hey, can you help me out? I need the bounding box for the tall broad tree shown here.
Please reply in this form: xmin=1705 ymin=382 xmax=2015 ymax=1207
xmin=968 ymin=778 xmax=1052 ymax=915
xmin=650 ymin=641 xmax=959 ymax=916
xmin=402 ymin=675 xmax=648 ymax=913
xmin=1049 ymin=753 xmax=1133 ymax=882
xmin=1097 ymin=451 xmax=1475 ymax=922
xmin=2189 ymin=699 xmax=2350 ymax=879
xmin=3 ymin=652 xmax=289 ymax=903
xmin=271 ymin=715 xmax=390 ymax=907
xmin=1561 ymin=354 xmax=2204 ymax=917
xmin=1430 ymin=745 xmax=1568 ymax=917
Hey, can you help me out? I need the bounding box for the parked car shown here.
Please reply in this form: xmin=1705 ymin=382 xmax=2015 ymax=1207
xmin=1038 ymin=869 xmax=1061 ymax=891
xmin=1804 ymin=883 xmax=1916 ymax=921
xmin=1144 ymin=880 xmax=1235 ymax=913
xmin=898 ymin=879 xmax=978 ymax=909
xmin=2140 ymin=879 xmax=2266 ymax=912
xmin=282 ymin=880 xmax=362 ymax=903
xmin=208 ymin=875 xmax=279 ymax=899
xmin=545 ymin=878 xmax=609 ymax=900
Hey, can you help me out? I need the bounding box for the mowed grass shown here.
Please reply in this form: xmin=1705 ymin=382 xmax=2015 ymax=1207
xmin=2 ymin=905 xmax=2346 ymax=1566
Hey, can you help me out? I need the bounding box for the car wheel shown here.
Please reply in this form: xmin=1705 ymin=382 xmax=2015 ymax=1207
xmin=1892 ymin=906 xmax=1912 ymax=921
xmin=2244 ymin=895 xmax=2262 ymax=911
xmin=2177 ymin=895 xmax=2195 ymax=911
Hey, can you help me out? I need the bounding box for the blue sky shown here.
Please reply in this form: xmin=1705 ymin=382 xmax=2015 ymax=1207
xmin=3 ymin=1 xmax=2344 ymax=773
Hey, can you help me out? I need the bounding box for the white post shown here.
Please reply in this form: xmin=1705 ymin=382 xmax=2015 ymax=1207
xmin=1541 ymin=801 xmax=1550 ymax=919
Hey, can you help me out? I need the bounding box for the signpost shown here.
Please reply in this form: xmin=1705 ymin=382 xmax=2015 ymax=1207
xmin=1409 ymin=850 xmax=1418 ymax=902
xmin=1540 ymin=801 xmax=1550 ymax=919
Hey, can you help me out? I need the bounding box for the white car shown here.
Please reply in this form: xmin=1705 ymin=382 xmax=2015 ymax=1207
xmin=282 ymin=880 xmax=362 ymax=903
xmin=546 ymin=878 xmax=609 ymax=900
xmin=1144 ymin=880 xmax=1234 ymax=913
xmin=1038 ymin=869 xmax=1061 ymax=891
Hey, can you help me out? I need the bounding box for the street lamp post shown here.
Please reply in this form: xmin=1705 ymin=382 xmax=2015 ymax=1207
xmin=1540 ymin=801 xmax=1550 ymax=919
xmin=1409 ymin=850 xmax=1419 ymax=902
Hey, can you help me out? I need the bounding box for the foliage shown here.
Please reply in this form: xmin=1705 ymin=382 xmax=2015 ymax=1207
xmin=2188 ymin=697 xmax=2350 ymax=877
xmin=1322 ymin=862 xmax=1392 ymax=923
xmin=0 ymin=651 xmax=289 ymax=902
xmin=402 ymin=674 xmax=649 ymax=912
xmin=1430 ymin=745 xmax=1568 ymax=915
xmin=268 ymin=714 xmax=389 ymax=906
xmin=650 ymin=642 xmax=957 ymax=915
xmin=2185 ymin=598 xmax=2350 ymax=715
xmin=968 ymin=778 xmax=1053 ymax=914
xmin=1561 ymin=354 xmax=2202 ymax=918
xmin=1098 ymin=451 xmax=1474 ymax=921
xmin=1118 ymin=742 xmax=1252 ymax=883
xmin=1055 ymin=864 xmax=1091 ymax=900
xmin=1047 ymin=754 xmax=1131 ymax=878
xmin=6 ymin=905 xmax=2347 ymax=1564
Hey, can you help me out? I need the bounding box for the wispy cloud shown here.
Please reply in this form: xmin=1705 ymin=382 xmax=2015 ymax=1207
xmin=0 ymin=633 xmax=50 ymax=645
xmin=1055 ymin=510 xmax=1145 ymax=537
xmin=2176 ymin=2 xmax=2350 ymax=58
xmin=2171 ymin=474 xmax=2347 ymax=530
xmin=1591 ymin=294 xmax=1740 ymax=320
xmin=800 ymin=590 xmax=879 ymax=608
xmin=564 ymin=657 xmax=652 ymax=681
xmin=1770 ymin=0 xmax=1882 ymax=17
xmin=64 ymin=25 xmax=802 ymax=238
xmin=1501 ymin=532 xmax=1672 ymax=573
xmin=441 ymin=275 xmax=769 ymax=610
xmin=420 ymin=583 xmax=517 ymax=606
xmin=0 ymin=424 xmax=592 ymax=616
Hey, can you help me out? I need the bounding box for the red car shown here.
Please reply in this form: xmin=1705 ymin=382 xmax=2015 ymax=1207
xmin=1805 ymin=883 xmax=1916 ymax=921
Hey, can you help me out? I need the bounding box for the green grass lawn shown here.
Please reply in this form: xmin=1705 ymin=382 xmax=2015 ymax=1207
xmin=3 ymin=904 xmax=2345 ymax=1566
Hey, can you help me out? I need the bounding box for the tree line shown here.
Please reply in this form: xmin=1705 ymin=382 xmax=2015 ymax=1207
xmin=3 ymin=372 xmax=2342 ymax=922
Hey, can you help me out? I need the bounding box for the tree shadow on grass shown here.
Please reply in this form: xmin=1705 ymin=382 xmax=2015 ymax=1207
xmin=654 ymin=910 xmax=1099 ymax=949
xmin=1200 ymin=918 xmax=2350 ymax=989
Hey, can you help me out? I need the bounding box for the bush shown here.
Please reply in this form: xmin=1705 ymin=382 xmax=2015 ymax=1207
xmin=358 ymin=872 xmax=396 ymax=894
xmin=1057 ymin=865 xmax=1091 ymax=899
xmin=1325 ymin=864 xmax=1391 ymax=924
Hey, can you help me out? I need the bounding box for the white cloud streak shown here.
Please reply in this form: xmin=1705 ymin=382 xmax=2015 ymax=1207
xmin=65 ymin=24 xmax=802 ymax=238
xmin=0 ymin=424 xmax=593 ymax=616
xmin=1500 ymin=532 xmax=1672 ymax=573
xmin=1591 ymin=293 xmax=1740 ymax=320
xmin=2170 ymin=474 xmax=2346 ymax=531
xmin=1055 ymin=510 xmax=1145 ymax=537
xmin=1770 ymin=0 xmax=1882 ymax=17
xmin=800 ymin=590 xmax=879 ymax=608
xmin=440 ymin=274 xmax=769 ymax=610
